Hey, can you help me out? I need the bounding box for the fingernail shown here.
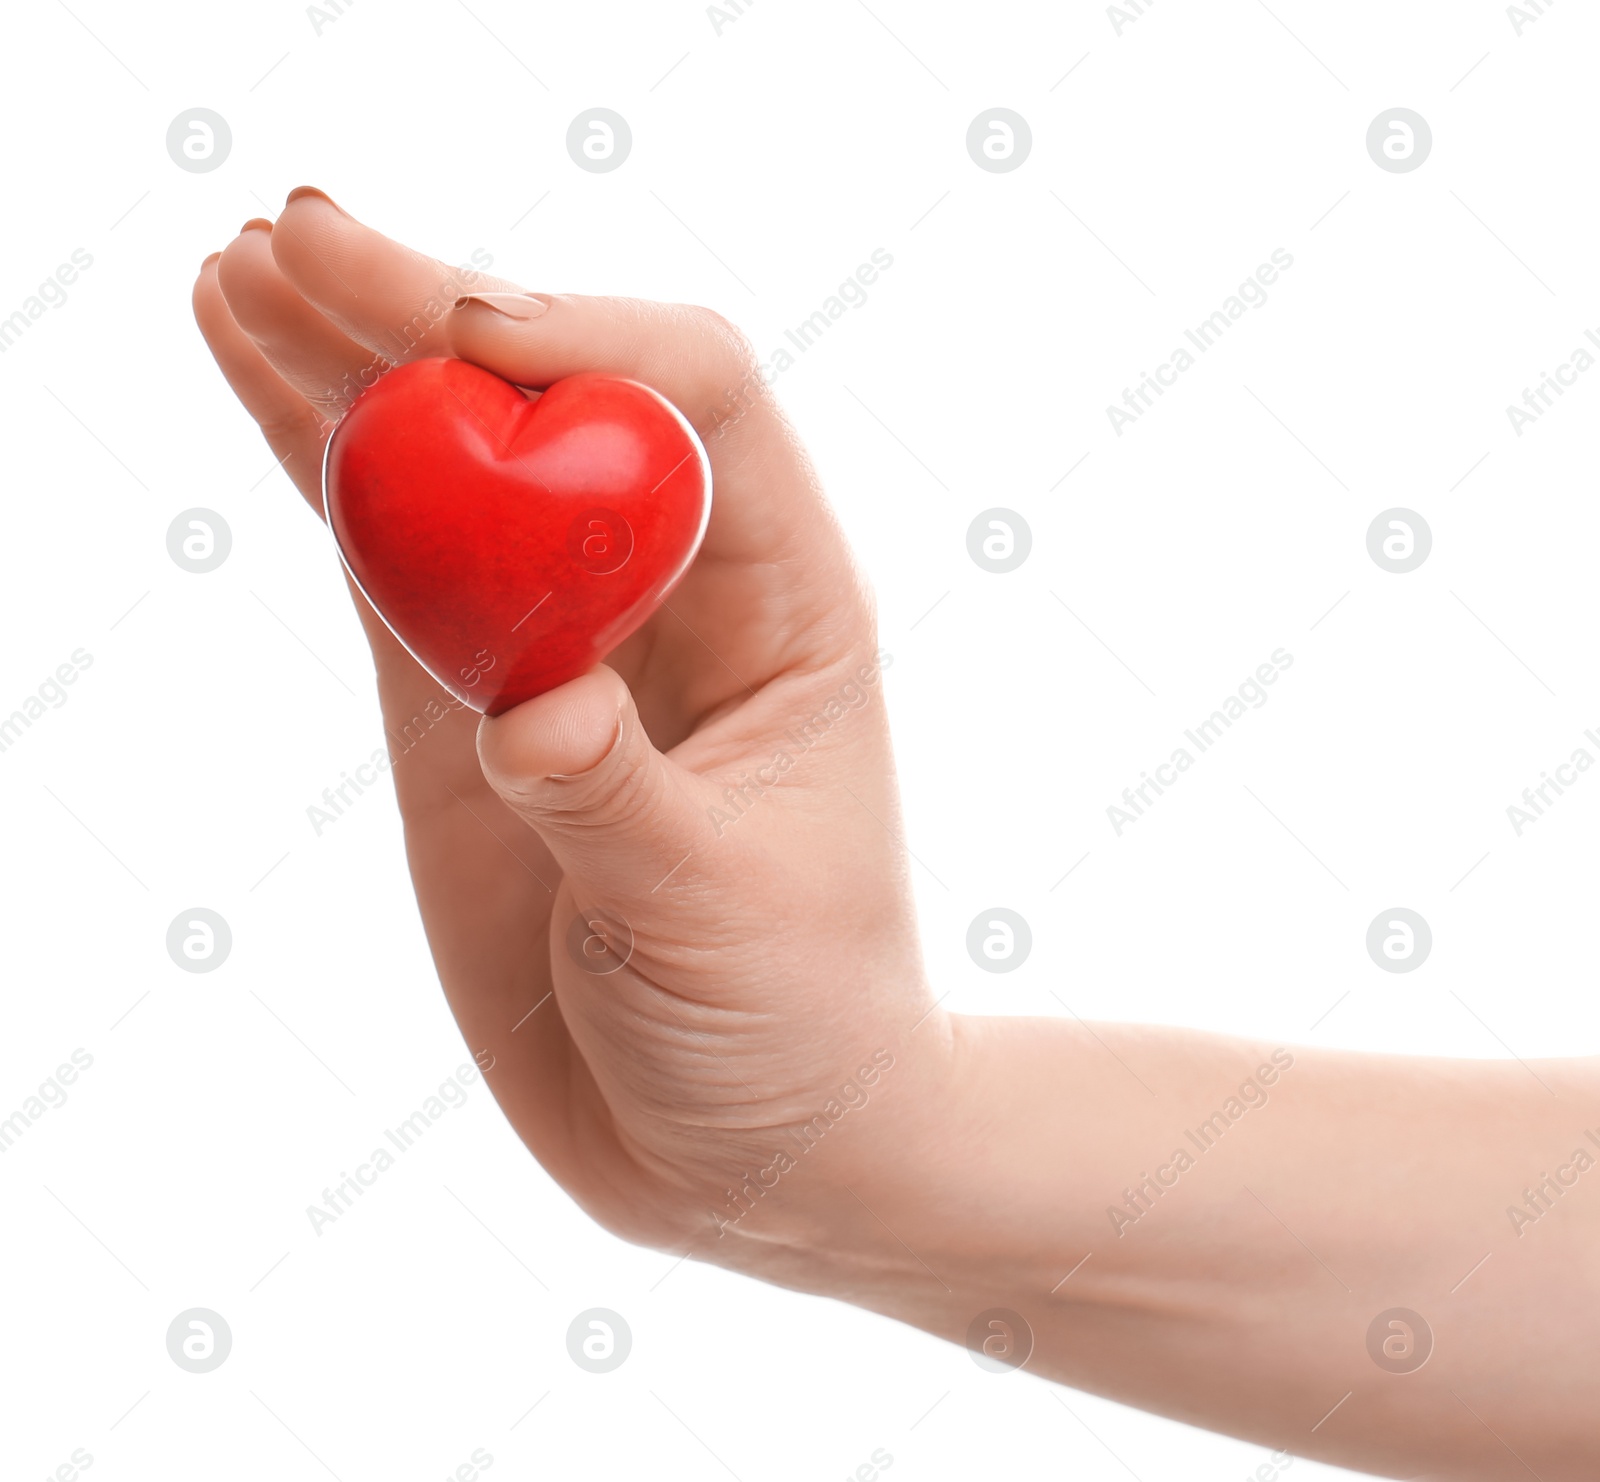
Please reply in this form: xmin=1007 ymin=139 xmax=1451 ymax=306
xmin=240 ymin=217 xmax=273 ymax=234
xmin=285 ymin=185 xmax=349 ymax=216
xmin=546 ymin=710 xmax=626 ymax=781
xmin=454 ymin=291 xmax=550 ymax=321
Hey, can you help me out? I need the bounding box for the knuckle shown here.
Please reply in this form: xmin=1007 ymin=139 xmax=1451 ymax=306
xmin=504 ymin=740 xmax=658 ymax=835
xmin=579 ymin=756 xmax=656 ymax=829
xmin=546 ymin=762 xmax=655 ymax=838
xmin=647 ymin=302 xmax=756 ymax=389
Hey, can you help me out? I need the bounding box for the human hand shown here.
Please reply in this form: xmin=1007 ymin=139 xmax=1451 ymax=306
xmin=193 ymin=193 xmax=1600 ymax=1482
xmin=192 ymin=188 xmax=949 ymax=1279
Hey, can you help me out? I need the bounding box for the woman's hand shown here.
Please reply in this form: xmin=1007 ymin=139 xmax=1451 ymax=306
xmin=195 ymin=189 xmax=1600 ymax=1479
xmin=193 ymin=188 xmax=949 ymax=1280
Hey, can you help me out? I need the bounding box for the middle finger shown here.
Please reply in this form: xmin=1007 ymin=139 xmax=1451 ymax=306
xmin=216 ymin=219 xmax=389 ymax=421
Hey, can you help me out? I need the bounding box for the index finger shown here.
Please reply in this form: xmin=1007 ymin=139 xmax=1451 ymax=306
xmin=268 ymin=187 xmax=846 ymax=591
xmin=267 ymin=188 xmax=785 ymax=460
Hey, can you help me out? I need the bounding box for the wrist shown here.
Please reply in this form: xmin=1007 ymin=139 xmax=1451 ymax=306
xmin=699 ymin=1012 xmax=1054 ymax=1349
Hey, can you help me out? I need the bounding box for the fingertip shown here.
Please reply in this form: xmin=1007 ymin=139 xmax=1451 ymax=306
xmin=269 ymin=191 xmax=357 ymax=295
xmin=285 ymin=184 xmax=350 ymax=216
xmin=193 ymin=252 xmax=229 ymax=321
xmin=214 ymin=225 xmax=274 ymax=317
xmin=479 ymin=667 xmax=630 ymax=787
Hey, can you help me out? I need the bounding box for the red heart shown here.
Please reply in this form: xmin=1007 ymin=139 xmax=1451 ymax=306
xmin=324 ymin=357 xmax=711 ymax=716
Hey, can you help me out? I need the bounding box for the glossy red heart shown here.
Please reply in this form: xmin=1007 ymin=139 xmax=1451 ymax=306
xmin=323 ymin=357 xmax=711 ymax=715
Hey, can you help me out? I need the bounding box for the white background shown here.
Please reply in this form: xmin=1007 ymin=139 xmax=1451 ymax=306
xmin=2 ymin=1 xmax=1596 ymax=1478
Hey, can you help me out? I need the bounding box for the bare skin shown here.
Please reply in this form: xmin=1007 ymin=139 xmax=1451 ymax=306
xmin=195 ymin=189 xmax=1600 ymax=1481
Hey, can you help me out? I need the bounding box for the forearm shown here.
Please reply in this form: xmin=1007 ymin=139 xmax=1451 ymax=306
xmin=765 ymin=1015 xmax=1599 ymax=1480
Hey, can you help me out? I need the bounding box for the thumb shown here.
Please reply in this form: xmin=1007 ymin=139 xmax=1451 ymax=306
xmin=476 ymin=665 xmax=712 ymax=901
